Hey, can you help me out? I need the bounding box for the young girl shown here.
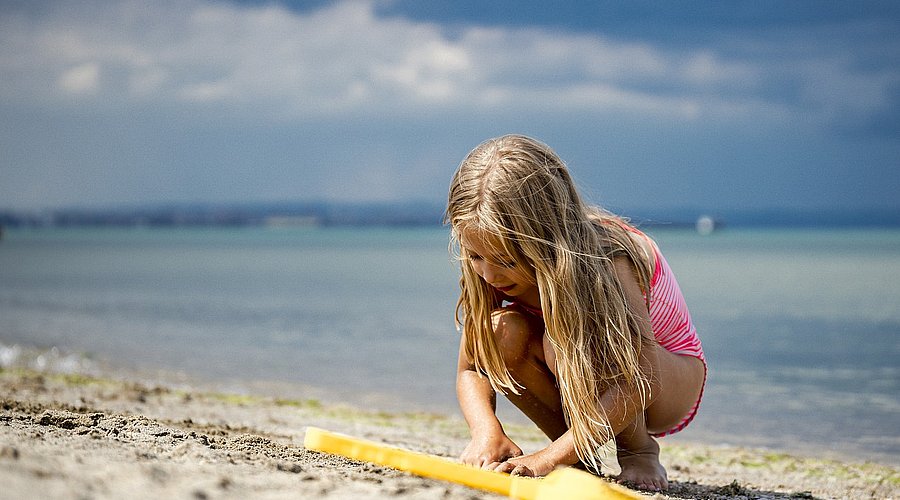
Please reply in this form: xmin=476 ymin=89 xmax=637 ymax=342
xmin=446 ymin=135 xmax=706 ymax=492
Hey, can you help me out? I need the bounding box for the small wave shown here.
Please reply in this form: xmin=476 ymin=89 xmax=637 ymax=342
xmin=0 ymin=342 xmax=97 ymax=374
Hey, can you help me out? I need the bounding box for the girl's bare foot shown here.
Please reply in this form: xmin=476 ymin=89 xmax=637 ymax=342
xmin=616 ymin=437 xmax=668 ymax=492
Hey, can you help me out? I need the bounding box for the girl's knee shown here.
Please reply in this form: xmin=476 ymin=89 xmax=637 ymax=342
xmin=490 ymin=308 xmax=542 ymax=369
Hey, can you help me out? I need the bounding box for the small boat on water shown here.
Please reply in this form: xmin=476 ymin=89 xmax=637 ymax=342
xmin=695 ymin=215 xmax=721 ymax=235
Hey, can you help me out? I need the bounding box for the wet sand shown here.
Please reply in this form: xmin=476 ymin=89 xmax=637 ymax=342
xmin=0 ymin=368 xmax=896 ymax=499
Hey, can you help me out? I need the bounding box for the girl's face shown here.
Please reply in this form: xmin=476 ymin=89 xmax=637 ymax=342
xmin=460 ymin=227 xmax=539 ymax=305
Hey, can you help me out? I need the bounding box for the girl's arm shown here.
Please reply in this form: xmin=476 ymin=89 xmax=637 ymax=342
xmin=501 ymin=373 xmax=650 ymax=475
xmin=570 ymin=256 xmax=661 ymax=440
xmin=498 ymin=256 xmax=657 ymax=476
xmin=456 ymin=334 xmax=523 ymax=467
xmin=499 ymin=369 xmax=652 ymax=476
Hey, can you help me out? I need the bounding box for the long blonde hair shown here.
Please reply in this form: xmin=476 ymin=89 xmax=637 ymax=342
xmin=445 ymin=134 xmax=655 ymax=471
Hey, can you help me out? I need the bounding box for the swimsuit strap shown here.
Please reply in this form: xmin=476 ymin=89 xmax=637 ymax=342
xmin=512 ymin=300 xmax=543 ymax=317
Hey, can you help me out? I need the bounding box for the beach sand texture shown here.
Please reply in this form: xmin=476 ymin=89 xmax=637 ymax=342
xmin=0 ymin=369 xmax=896 ymax=500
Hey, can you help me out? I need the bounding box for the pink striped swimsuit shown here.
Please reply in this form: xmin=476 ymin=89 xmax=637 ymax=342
xmin=512 ymin=226 xmax=706 ymax=437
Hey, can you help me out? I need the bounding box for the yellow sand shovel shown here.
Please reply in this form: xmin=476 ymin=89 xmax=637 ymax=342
xmin=303 ymin=427 xmax=640 ymax=499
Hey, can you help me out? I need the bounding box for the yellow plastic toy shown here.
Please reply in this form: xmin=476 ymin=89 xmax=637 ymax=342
xmin=303 ymin=426 xmax=640 ymax=499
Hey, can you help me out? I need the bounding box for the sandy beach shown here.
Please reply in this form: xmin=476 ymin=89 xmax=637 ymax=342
xmin=0 ymin=366 xmax=896 ymax=500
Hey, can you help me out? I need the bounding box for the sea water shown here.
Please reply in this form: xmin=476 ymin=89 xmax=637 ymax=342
xmin=0 ymin=225 xmax=897 ymax=464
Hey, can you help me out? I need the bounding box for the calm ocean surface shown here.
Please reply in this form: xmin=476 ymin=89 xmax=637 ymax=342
xmin=1 ymin=226 xmax=898 ymax=464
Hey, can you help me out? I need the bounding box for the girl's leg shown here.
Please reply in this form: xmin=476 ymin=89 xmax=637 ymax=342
xmin=642 ymin=343 xmax=706 ymax=436
xmin=616 ymin=343 xmax=706 ymax=491
xmin=614 ymin=411 xmax=666 ymax=491
xmin=492 ymin=307 xmax=705 ymax=491
xmin=490 ymin=308 xmax=567 ymax=441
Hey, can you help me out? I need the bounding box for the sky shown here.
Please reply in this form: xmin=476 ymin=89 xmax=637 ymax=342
xmin=1 ymin=0 xmax=898 ymax=215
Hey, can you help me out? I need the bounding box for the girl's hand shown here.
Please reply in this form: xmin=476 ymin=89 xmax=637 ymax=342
xmin=490 ymin=449 xmax=558 ymax=477
xmin=460 ymin=432 xmax=523 ymax=469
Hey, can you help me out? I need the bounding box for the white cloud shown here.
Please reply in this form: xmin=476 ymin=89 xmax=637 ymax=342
xmin=58 ymin=62 xmax=100 ymax=94
xmin=0 ymin=0 xmax=895 ymax=128
xmin=178 ymin=81 xmax=232 ymax=102
xmin=128 ymin=67 xmax=168 ymax=96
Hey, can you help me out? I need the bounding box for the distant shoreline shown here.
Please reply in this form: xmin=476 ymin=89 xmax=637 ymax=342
xmin=2 ymin=202 xmax=899 ymax=230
